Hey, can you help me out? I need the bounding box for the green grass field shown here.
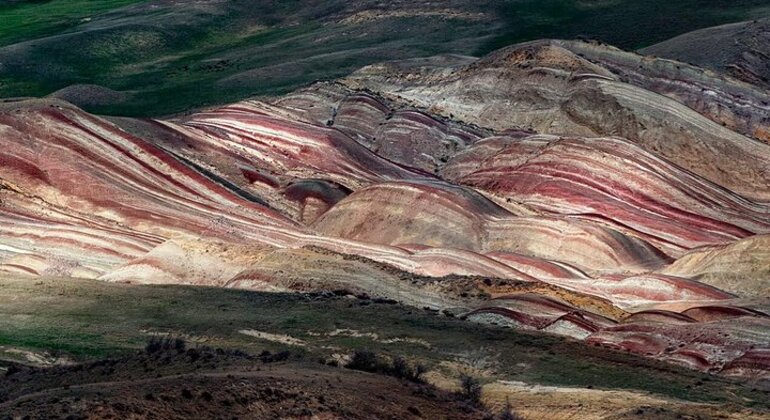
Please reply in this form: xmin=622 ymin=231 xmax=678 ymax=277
xmin=0 ymin=0 xmax=768 ymax=116
xmin=0 ymin=0 xmax=148 ymax=46
xmin=0 ymin=276 xmax=768 ymax=409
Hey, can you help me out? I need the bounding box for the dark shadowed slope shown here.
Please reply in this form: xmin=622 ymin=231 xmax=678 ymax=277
xmin=641 ymin=17 xmax=770 ymax=89
xmin=1 ymin=0 xmax=768 ymax=116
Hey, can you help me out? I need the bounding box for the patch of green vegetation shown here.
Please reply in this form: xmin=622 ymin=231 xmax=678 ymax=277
xmin=0 ymin=329 xmax=120 ymax=359
xmin=0 ymin=0 xmax=149 ymax=46
xmin=0 ymin=276 xmax=767 ymax=409
xmin=1 ymin=1 xmax=767 ymax=116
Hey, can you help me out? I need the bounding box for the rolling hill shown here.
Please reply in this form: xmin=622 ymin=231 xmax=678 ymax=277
xmin=0 ymin=0 xmax=768 ymax=116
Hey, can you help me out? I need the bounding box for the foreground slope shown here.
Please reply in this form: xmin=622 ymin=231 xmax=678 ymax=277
xmin=1 ymin=276 xmax=768 ymax=419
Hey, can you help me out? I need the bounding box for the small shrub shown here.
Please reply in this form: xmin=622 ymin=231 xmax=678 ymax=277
xmin=345 ymin=351 xmax=427 ymax=383
xmin=498 ymin=399 xmax=522 ymax=420
xmin=389 ymin=356 xmax=426 ymax=383
xmin=145 ymin=336 xmax=163 ymax=354
xmin=414 ymin=363 xmax=428 ymax=381
xmin=173 ymin=338 xmax=186 ymax=352
xmin=145 ymin=336 xmax=187 ymax=354
xmin=259 ymin=350 xmax=292 ymax=363
xmin=459 ymin=375 xmax=482 ymax=406
xmin=4 ymin=364 xmax=22 ymax=377
xmin=391 ymin=356 xmax=411 ymax=378
xmin=346 ymin=349 xmax=379 ymax=372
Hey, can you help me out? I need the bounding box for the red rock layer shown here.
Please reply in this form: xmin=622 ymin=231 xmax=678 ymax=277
xmin=0 ymin=100 xmax=305 ymax=276
xmin=274 ymin=84 xmax=488 ymax=173
xmin=312 ymin=180 xmax=670 ymax=275
xmin=141 ymin=100 xmax=431 ymax=221
xmin=343 ymin=41 xmax=770 ymax=201
xmin=473 ymin=294 xmax=770 ymax=374
xmin=0 ymin=190 xmax=161 ymax=277
xmin=467 ymin=294 xmax=617 ymax=339
xmin=445 ymin=134 xmax=770 ymax=255
xmin=1 ymin=38 xmax=769 ymax=380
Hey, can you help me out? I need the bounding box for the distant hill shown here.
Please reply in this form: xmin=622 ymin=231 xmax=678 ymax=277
xmin=641 ymin=17 xmax=770 ymax=89
xmin=0 ymin=0 xmax=768 ymax=116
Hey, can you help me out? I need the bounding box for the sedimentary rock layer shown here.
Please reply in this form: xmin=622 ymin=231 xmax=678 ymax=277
xmin=343 ymin=40 xmax=770 ymax=201
xmin=444 ymin=134 xmax=770 ymax=255
xmin=660 ymin=235 xmax=770 ymax=297
xmin=1 ymin=35 xmax=769 ymax=379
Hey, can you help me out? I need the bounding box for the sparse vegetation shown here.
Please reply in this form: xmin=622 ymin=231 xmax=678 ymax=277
xmin=258 ymin=350 xmax=292 ymax=363
xmin=3 ymin=364 xmax=21 ymax=378
xmin=497 ymin=399 xmax=522 ymax=420
xmin=144 ymin=336 xmax=187 ymax=354
xmin=0 ymin=276 xmax=767 ymax=410
xmin=391 ymin=356 xmax=427 ymax=382
xmin=0 ymin=346 xmax=483 ymax=419
xmin=346 ymin=350 xmax=427 ymax=383
xmin=1 ymin=1 xmax=768 ymax=116
xmin=458 ymin=375 xmax=483 ymax=407
xmin=346 ymin=349 xmax=379 ymax=372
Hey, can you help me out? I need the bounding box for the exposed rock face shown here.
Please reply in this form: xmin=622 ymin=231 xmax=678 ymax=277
xmin=443 ymin=134 xmax=770 ymax=256
xmin=557 ymin=40 xmax=770 ymax=145
xmin=660 ymin=235 xmax=770 ymax=297
xmin=312 ymin=180 xmax=669 ymax=275
xmin=342 ymin=40 xmax=770 ymax=201
xmin=273 ymin=83 xmax=488 ymax=173
xmin=1 ymin=36 xmax=770 ymax=379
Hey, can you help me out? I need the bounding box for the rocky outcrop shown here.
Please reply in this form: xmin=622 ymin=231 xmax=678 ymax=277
xmin=660 ymin=235 xmax=770 ymax=297
xmin=343 ymin=40 xmax=770 ymax=201
xmin=274 ymin=83 xmax=488 ymax=173
xmin=444 ymin=134 xmax=770 ymax=256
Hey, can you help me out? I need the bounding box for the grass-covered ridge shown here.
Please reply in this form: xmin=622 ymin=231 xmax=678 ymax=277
xmin=0 ymin=0 xmax=149 ymax=46
xmin=0 ymin=0 xmax=768 ymax=116
xmin=0 ymin=275 xmax=768 ymax=409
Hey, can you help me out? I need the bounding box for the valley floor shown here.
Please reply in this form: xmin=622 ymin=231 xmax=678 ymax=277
xmin=0 ymin=275 xmax=768 ymax=419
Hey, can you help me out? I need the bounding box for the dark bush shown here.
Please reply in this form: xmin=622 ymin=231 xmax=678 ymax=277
xmin=173 ymin=338 xmax=187 ymax=352
xmin=390 ymin=356 xmax=426 ymax=383
xmin=346 ymin=349 xmax=379 ymax=372
xmin=391 ymin=356 xmax=410 ymax=378
xmin=498 ymin=399 xmax=522 ymax=420
xmin=346 ymin=350 xmax=426 ymax=383
xmin=4 ymin=364 xmax=22 ymax=377
xmin=414 ymin=364 xmax=428 ymax=381
xmin=259 ymin=350 xmax=292 ymax=363
xmin=145 ymin=336 xmax=187 ymax=354
xmin=459 ymin=375 xmax=482 ymax=406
